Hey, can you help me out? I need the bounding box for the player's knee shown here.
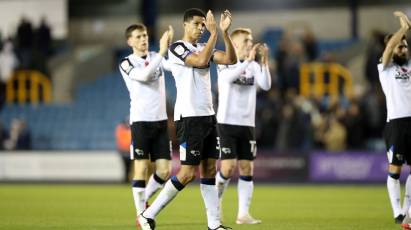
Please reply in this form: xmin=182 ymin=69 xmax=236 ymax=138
xmin=156 ymin=167 xmax=171 ymax=181
xmin=388 ymin=164 xmax=402 ymax=175
xmin=238 ymin=163 xmax=252 ymax=175
xmin=221 ymin=163 xmax=236 ymax=178
xmin=180 ymin=173 xmax=196 ymax=184
xmin=207 ymin=163 xmax=216 ymax=174
xmin=133 ymin=160 xmax=149 ymax=175
xmin=177 ymin=169 xmax=196 ymax=184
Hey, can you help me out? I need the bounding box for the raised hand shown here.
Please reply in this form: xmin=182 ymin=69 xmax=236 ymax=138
xmin=205 ymin=10 xmax=217 ymax=34
xmin=394 ymin=11 xmax=411 ymax=29
xmin=159 ymin=29 xmax=170 ymax=56
xmin=219 ymin=10 xmax=232 ymax=32
xmin=167 ymin=25 xmax=174 ymax=45
xmin=259 ymin=43 xmax=269 ymax=65
xmin=247 ymin=43 xmax=260 ymax=61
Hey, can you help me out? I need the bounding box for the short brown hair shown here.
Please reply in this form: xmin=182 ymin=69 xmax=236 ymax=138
xmin=125 ymin=23 xmax=147 ymax=39
xmin=230 ymin=28 xmax=252 ymax=39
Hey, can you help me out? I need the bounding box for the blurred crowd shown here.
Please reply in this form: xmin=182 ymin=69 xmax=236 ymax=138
xmin=0 ymin=17 xmax=53 ymax=111
xmin=254 ymin=26 xmax=392 ymax=152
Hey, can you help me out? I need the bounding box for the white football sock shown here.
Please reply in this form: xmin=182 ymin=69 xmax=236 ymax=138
xmin=145 ymin=174 xmax=165 ymax=201
xmin=132 ymin=186 xmax=146 ymax=215
xmin=200 ymin=182 xmax=221 ymax=229
xmin=144 ymin=179 xmax=180 ymax=219
xmin=387 ymin=176 xmax=402 ymax=217
xmin=403 ymin=175 xmax=411 ymax=214
xmin=238 ymin=178 xmax=254 ymax=217
xmin=216 ymin=172 xmax=230 ymax=199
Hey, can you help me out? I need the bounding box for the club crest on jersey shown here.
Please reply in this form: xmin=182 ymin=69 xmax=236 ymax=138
xmin=234 ymin=76 xmax=255 ymax=86
xmin=190 ymin=150 xmax=201 ymax=157
xmin=221 ymin=147 xmax=231 ymax=154
xmin=135 ymin=148 xmax=144 ymax=156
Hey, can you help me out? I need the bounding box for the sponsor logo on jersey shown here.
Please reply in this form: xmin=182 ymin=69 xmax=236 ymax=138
xmin=395 ymin=67 xmax=411 ymax=82
xmin=233 ymin=76 xmax=255 ymax=86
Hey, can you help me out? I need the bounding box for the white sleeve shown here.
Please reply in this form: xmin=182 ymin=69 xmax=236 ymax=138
xmin=377 ymin=63 xmax=384 ymax=72
xmin=217 ymin=61 xmax=251 ymax=83
xmin=119 ymin=54 xmax=163 ymax=82
xmin=161 ymin=58 xmax=172 ymax=72
xmin=253 ymin=62 xmax=271 ymax=91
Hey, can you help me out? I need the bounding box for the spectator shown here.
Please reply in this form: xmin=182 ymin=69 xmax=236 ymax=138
xmin=322 ymin=114 xmax=347 ymax=152
xmin=33 ymin=17 xmax=52 ymax=76
xmin=362 ymin=86 xmax=386 ymax=140
xmin=302 ymin=26 xmax=319 ymax=61
xmin=0 ymin=39 xmax=18 ymax=110
xmin=4 ymin=118 xmax=31 ymax=150
xmin=16 ymin=17 xmax=34 ymax=69
xmin=0 ymin=120 xmax=7 ymax=150
xmin=35 ymin=17 xmax=52 ymax=57
xmin=256 ymin=89 xmax=280 ymax=148
xmin=115 ymin=118 xmax=132 ymax=183
xmin=343 ymin=99 xmax=365 ymax=149
xmin=275 ymin=91 xmax=312 ymax=151
xmin=365 ymin=29 xmax=386 ymax=88
xmin=276 ymin=38 xmax=306 ymax=96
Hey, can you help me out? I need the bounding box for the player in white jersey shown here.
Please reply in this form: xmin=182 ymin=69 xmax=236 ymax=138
xmin=138 ymin=8 xmax=236 ymax=230
xmin=375 ymin=11 xmax=411 ymax=229
xmin=119 ymin=23 xmax=174 ymax=226
xmin=215 ymin=28 xmax=271 ymax=225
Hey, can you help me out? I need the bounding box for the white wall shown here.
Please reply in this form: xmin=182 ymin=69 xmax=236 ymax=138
xmin=0 ymin=0 xmax=68 ymax=39
xmin=0 ymin=151 xmax=123 ymax=182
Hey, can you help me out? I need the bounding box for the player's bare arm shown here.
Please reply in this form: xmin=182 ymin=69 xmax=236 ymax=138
xmin=159 ymin=26 xmax=173 ymax=56
xmin=213 ymin=10 xmax=237 ymax=65
xmin=382 ymin=11 xmax=410 ymax=68
xmin=394 ymin=11 xmax=411 ymax=27
xmin=159 ymin=25 xmax=173 ymax=56
xmin=246 ymin=43 xmax=260 ymax=62
xmin=185 ymin=10 xmax=218 ymax=67
xmin=259 ymin=43 xmax=270 ymax=66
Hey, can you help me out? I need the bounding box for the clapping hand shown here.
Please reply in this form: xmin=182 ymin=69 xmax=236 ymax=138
xmin=219 ymin=10 xmax=232 ymax=33
xmin=205 ymin=10 xmax=217 ymax=34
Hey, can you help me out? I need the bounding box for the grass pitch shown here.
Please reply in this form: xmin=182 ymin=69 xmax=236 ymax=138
xmin=0 ymin=184 xmax=398 ymax=230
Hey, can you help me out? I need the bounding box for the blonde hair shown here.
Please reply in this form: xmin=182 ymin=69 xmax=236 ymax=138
xmin=230 ymin=28 xmax=252 ymax=39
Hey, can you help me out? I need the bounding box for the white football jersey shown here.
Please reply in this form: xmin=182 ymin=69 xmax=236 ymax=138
xmin=168 ymin=40 xmax=215 ymax=121
xmin=119 ymin=51 xmax=168 ymax=123
xmin=217 ymin=60 xmax=271 ymax=127
xmin=378 ymin=59 xmax=411 ymax=121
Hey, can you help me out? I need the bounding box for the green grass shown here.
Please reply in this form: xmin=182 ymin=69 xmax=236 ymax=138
xmin=0 ymin=184 xmax=399 ymax=229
